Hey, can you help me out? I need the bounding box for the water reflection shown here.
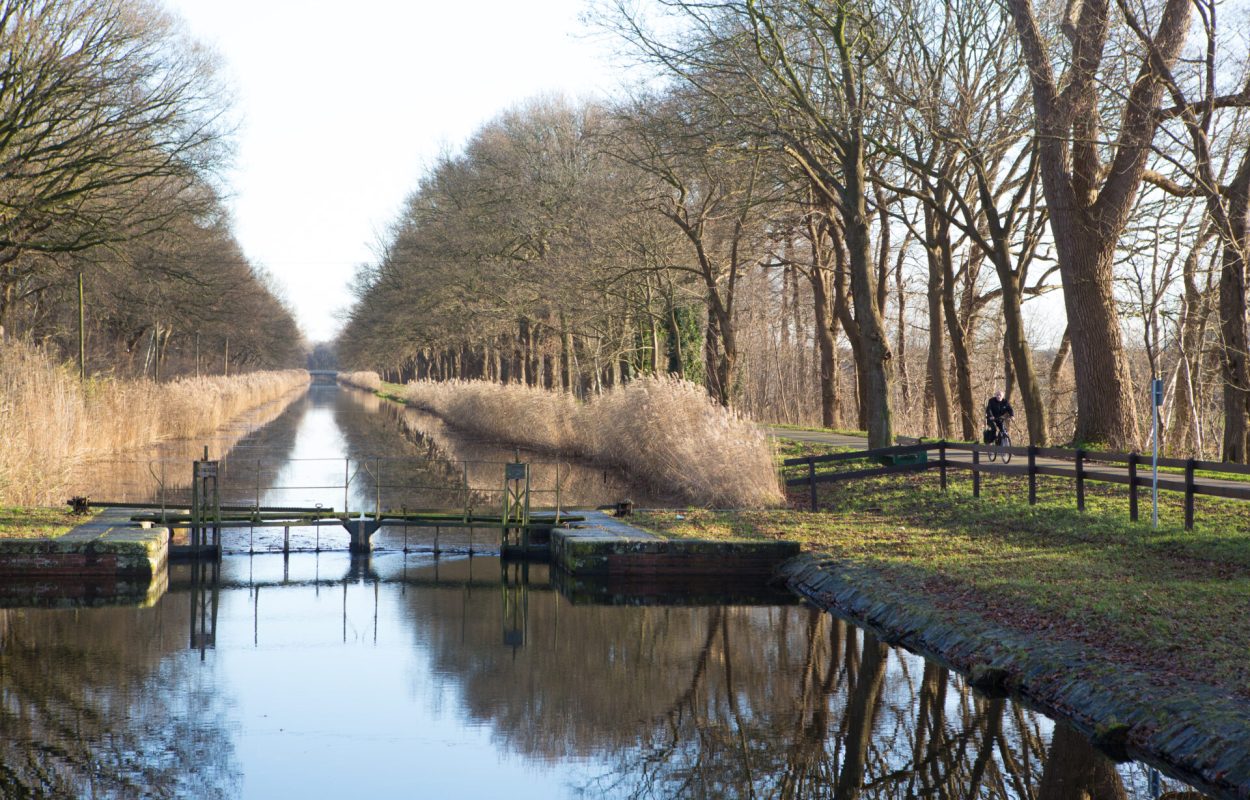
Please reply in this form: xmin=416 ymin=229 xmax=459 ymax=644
xmin=0 ymin=553 xmax=1210 ymax=799
xmin=70 ymin=385 xmax=660 ymax=534
xmin=24 ymin=385 xmax=1216 ymax=798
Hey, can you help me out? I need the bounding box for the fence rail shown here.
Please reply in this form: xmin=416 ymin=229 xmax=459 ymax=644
xmin=785 ymin=440 xmax=1250 ymax=529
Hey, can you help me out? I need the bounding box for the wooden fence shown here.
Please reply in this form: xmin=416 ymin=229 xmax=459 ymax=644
xmin=782 ymin=440 xmax=1250 ymax=529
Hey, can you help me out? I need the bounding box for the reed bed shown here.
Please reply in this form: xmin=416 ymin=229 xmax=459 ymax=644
xmin=402 ymin=377 xmax=782 ymax=508
xmin=0 ymin=340 xmax=308 ymax=506
xmin=336 ymin=371 xmax=382 ymax=392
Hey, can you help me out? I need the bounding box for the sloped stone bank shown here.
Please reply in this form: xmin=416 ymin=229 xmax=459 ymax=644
xmin=783 ymin=555 xmax=1250 ymax=799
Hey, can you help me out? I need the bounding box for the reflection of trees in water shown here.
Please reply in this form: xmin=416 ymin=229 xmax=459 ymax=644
xmin=398 ymin=567 xmax=1205 ymax=798
xmin=0 ymin=600 xmax=239 ymax=798
xmin=338 ymin=388 xmax=668 ymax=509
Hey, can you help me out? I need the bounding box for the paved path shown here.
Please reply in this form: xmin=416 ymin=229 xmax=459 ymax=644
xmin=766 ymin=426 xmax=1250 ymax=500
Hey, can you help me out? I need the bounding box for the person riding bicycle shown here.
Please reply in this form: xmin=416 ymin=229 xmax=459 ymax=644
xmin=985 ymin=390 xmax=1014 ymax=442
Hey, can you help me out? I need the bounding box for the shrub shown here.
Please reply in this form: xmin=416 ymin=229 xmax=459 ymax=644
xmin=0 ymin=340 xmax=308 ymax=505
xmin=401 ymin=377 xmax=782 ymax=508
xmin=337 ymin=371 xmax=382 ymax=392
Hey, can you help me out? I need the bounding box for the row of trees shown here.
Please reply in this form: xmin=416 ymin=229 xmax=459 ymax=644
xmin=338 ymin=0 xmax=1250 ymax=458
xmin=0 ymin=0 xmax=304 ymax=376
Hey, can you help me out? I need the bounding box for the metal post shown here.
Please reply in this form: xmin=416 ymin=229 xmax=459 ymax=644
xmin=77 ymin=271 xmax=85 ymax=381
xmin=344 ymin=458 xmax=350 ymax=519
xmin=160 ymin=459 xmax=167 ymax=524
xmin=375 ymin=457 xmax=382 ymax=521
xmin=1076 ymin=449 xmax=1086 ymax=512
xmin=939 ymin=441 xmax=947 ymax=491
xmin=283 ymin=526 xmax=290 ymax=557
xmin=1129 ymin=452 xmax=1139 ymax=522
xmin=555 ymin=462 xmax=562 ymax=523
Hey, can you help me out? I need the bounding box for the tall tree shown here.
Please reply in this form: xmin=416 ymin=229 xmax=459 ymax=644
xmin=1007 ymin=0 xmax=1194 ymax=447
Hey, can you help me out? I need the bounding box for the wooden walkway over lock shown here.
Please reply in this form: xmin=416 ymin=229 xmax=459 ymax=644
xmin=78 ymin=448 xmax=577 ymax=560
xmin=785 ymin=439 xmax=1250 ymax=529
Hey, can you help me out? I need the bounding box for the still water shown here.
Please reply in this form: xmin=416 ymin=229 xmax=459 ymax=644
xmin=2 ymin=385 xmax=1212 ymax=798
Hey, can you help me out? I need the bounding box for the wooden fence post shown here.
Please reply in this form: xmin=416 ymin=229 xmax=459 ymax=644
xmin=1185 ymin=458 xmax=1196 ymax=530
xmin=939 ymin=441 xmax=947 ymax=492
xmin=1128 ymin=452 xmax=1139 ymax=522
xmin=972 ymin=448 xmax=980 ymax=498
xmin=1076 ymin=449 xmax=1085 ymax=512
xmin=1028 ymin=446 xmax=1037 ymax=505
xmin=808 ymin=457 xmax=818 ymax=512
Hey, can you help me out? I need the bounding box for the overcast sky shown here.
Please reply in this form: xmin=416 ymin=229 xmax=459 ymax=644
xmin=162 ymin=0 xmax=627 ymax=343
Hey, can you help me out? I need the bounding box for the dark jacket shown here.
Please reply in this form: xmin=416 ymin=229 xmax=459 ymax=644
xmin=986 ymin=396 xmax=1013 ymax=422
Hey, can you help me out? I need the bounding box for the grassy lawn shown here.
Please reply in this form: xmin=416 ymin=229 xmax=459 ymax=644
xmin=636 ymin=446 xmax=1250 ymax=696
xmin=0 ymin=506 xmax=88 ymax=539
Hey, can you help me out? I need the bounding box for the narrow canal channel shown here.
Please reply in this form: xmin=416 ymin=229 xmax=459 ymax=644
xmin=1 ymin=385 xmax=1213 ymax=798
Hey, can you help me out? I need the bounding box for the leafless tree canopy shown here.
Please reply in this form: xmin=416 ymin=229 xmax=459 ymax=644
xmin=337 ymin=0 xmax=1249 ymax=457
xmin=0 ymin=0 xmax=303 ymax=375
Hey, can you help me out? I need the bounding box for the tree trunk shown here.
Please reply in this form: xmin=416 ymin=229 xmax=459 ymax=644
xmin=998 ymin=266 xmax=1048 ymax=444
xmin=923 ymin=209 xmax=954 ymax=438
xmin=941 ymin=242 xmax=977 ymax=440
xmin=1058 ymin=229 xmax=1142 ymax=447
xmin=1219 ymin=158 xmax=1250 ymax=461
xmin=1167 ymin=235 xmax=1212 ymax=456
xmin=895 ymin=246 xmax=910 ymax=420
xmin=843 ymin=162 xmax=895 ymax=448
xmin=810 ymin=263 xmax=840 ymax=429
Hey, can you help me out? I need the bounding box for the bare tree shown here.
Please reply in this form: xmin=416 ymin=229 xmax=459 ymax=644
xmin=0 ymin=0 xmax=230 ymax=337
xmin=1006 ymin=0 xmax=1195 ymax=447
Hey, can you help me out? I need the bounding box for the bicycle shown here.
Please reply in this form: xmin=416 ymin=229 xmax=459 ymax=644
xmin=986 ymin=416 xmax=1012 ymax=464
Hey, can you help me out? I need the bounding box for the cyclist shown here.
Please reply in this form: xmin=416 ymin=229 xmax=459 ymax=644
xmin=985 ymin=390 xmax=1014 ymax=443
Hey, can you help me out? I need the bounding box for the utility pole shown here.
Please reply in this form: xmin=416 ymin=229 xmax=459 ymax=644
xmin=77 ymin=271 xmax=86 ymax=381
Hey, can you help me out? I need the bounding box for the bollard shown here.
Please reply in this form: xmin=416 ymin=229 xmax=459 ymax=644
xmin=283 ymin=526 xmax=290 ymax=557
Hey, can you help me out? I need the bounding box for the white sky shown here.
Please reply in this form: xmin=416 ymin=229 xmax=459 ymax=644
xmin=162 ymin=0 xmax=626 ymax=343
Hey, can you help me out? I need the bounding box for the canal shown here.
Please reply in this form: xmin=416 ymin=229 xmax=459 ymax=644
xmin=1 ymin=385 xmax=1212 ymax=798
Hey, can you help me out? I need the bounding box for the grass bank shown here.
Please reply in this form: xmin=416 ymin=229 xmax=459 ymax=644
xmin=0 ymin=506 xmax=85 ymax=539
xmin=0 ymin=340 xmax=309 ymax=506
xmin=359 ymin=377 xmax=782 ymax=508
xmin=636 ymin=442 xmax=1250 ymax=793
xmin=636 ymin=454 xmax=1250 ymax=695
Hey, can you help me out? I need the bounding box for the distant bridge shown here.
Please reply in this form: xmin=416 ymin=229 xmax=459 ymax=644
xmin=309 ymin=369 xmax=338 ymax=384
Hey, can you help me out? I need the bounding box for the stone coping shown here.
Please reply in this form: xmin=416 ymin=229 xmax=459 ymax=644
xmin=782 ymin=554 xmax=1250 ymax=800
xmin=552 ymin=511 xmax=801 ymax=578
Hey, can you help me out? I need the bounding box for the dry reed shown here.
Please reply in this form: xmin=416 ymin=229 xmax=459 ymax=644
xmin=402 ymin=377 xmax=782 ymax=508
xmin=337 ymin=371 xmax=382 ymax=392
xmin=0 ymin=340 xmax=309 ymax=506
